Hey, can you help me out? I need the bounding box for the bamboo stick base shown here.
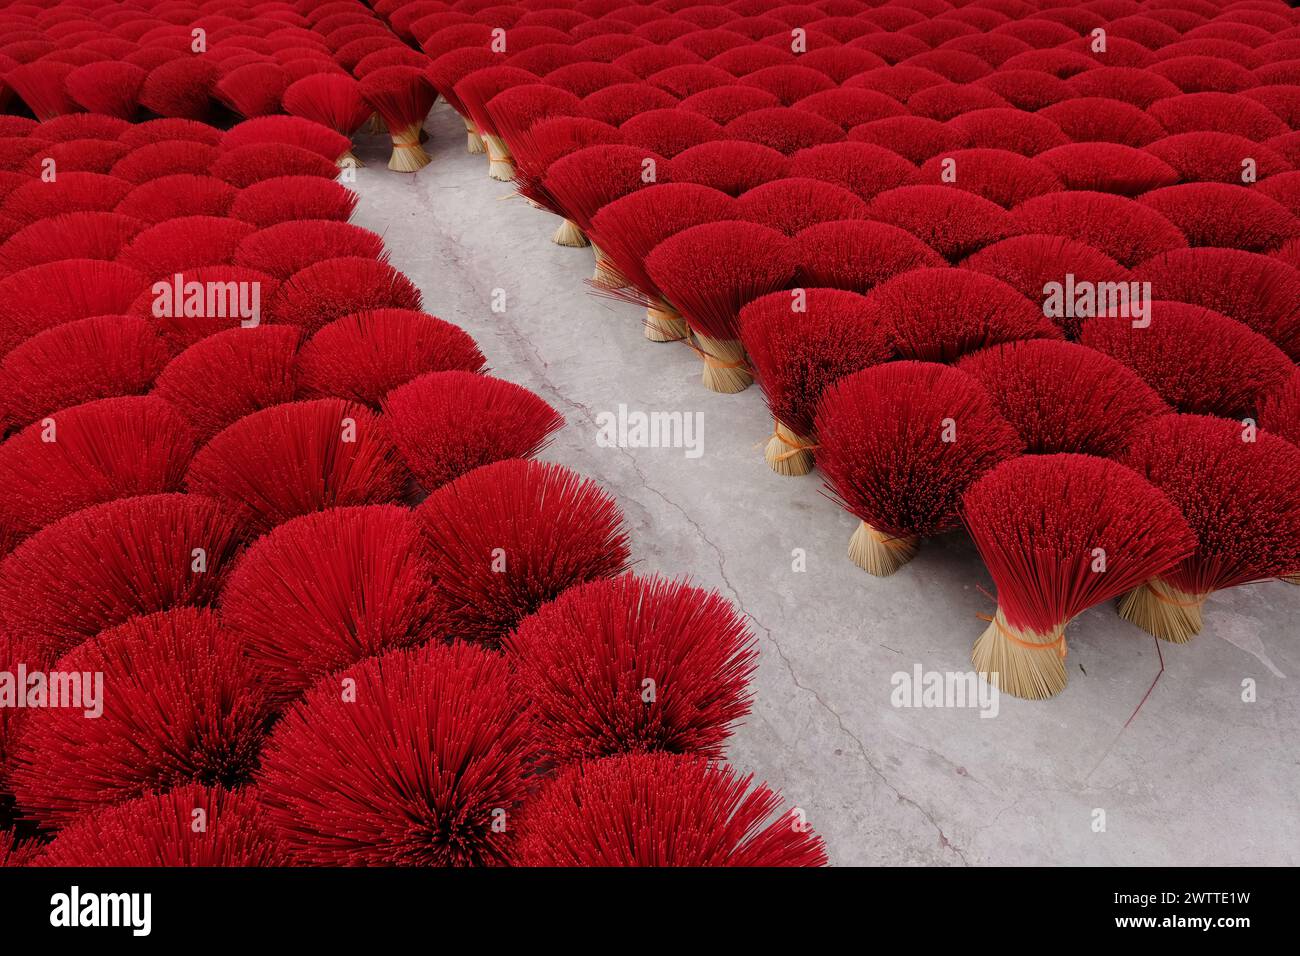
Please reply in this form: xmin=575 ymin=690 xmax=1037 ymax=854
xmin=765 ymin=421 xmax=815 ymax=476
xmin=1282 ymin=574 xmax=1299 ymax=585
xmin=388 ymin=123 xmax=431 ymax=173
xmin=972 ymin=607 xmax=1068 ymax=700
xmin=483 ymin=134 xmax=514 ymax=180
xmin=1117 ymin=578 xmax=1207 ymax=643
xmin=337 ymin=149 xmax=364 ymax=168
xmin=466 ymin=116 xmax=485 ymax=153
xmin=644 ymin=304 xmax=687 ymax=342
xmin=553 ymin=218 xmax=588 ymax=247
xmin=693 ymin=334 xmax=751 ymax=393
xmin=847 ymin=521 xmax=918 ymax=576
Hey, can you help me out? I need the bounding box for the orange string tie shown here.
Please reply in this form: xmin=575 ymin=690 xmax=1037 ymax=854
xmin=976 ymin=613 xmax=1068 ymax=658
xmin=683 ymin=338 xmax=752 ymax=372
xmin=769 ymin=420 xmax=819 ymax=461
xmin=1143 ymin=580 xmax=1205 ymax=608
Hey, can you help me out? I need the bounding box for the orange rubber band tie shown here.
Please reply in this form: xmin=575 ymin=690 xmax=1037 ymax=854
xmin=769 ymin=420 xmax=819 ymax=461
xmin=977 ymin=613 xmax=1068 ymax=658
xmin=1143 ymin=580 xmax=1205 ymax=608
xmin=684 ymin=337 xmax=751 ymax=372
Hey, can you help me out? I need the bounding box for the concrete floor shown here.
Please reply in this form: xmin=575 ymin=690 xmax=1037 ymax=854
xmin=348 ymin=102 xmax=1300 ymax=866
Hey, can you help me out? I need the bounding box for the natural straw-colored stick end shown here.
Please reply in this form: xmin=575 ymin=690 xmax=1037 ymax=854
xmin=764 ymin=421 xmax=814 ymax=477
xmin=552 ymin=219 xmax=589 ymax=247
xmin=1117 ymin=579 xmax=1206 ymax=643
xmin=972 ymin=608 xmax=1068 ymax=700
xmin=847 ymin=521 xmax=918 ymax=576
xmin=693 ymin=334 xmax=752 ymax=394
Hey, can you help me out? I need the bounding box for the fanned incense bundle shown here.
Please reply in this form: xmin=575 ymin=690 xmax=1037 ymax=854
xmin=962 ymin=454 xmax=1195 ymax=699
xmin=425 ymin=48 xmax=498 ymax=153
xmin=740 ymin=288 xmax=892 ymax=476
xmin=233 ymin=220 xmax=387 ymax=280
xmin=646 ymin=220 xmax=797 ymax=393
xmin=815 ymin=361 xmax=1023 ymax=575
xmin=510 ymin=116 xmax=624 ymax=245
xmin=360 ymin=66 xmax=437 ymax=173
xmin=454 ymin=66 xmax=541 ymax=180
xmin=1119 ymin=415 xmax=1300 ymax=641
xmin=513 ymin=753 xmax=827 ymax=867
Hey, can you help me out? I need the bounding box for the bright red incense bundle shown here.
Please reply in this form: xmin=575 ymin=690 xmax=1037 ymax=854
xmin=228 ymin=175 xmax=358 ymax=227
xmin=734 ymin=177 xmax=871 ymax=235
xmin=505 ymin=574 xmax=756 ymax=763
xmin=786 ymin=141 xmax=916 ymax=202
xmin=956 ymin=340 xmax=1169 ymax=457
xmin=36 ymin=784 xmax=288 ymax=867
xmin=1007 ymin=192 xmax=1186 ymax=268
xmin=210 ymin=142 xmax=340 ymax=187
xmin=0 ymin=211 xmax=143 ymax=270
xmin=114 ymin=173 xmax=239 ymax=223
xmin=425 ymin=47 xmax=498 ymax=153
xmin=0 ymin=493 xmax=243 ymax=663
xmin=815 ymin=360 xmax=1023 ymax=575
xmin=739 ymin=287 xmax=892 ymax=476
xmin=1119 ymin=414 xmax=1300 ymax=641
xmin=796 ymin=219 xmax=943 ymax=293
xmin=119 ymin=215 xmax=257 ymax=278
xmin=281 ymin=73 xmax=371 ymax=167
xmin=139 ymin=57 xmax=220 ymax=120
xmin=185 ymin=398 xmax=405 ymax=534
xmin=646 ymin=220 xmax=797 ymax=393
xmin=361 ymin=66 xmax=438 ymax=173
xmin=679 ymin=85 xmax=780 ymax=125
xmin=221 ymin=505 xmax=439 ymax=703
xmin=962 ymin=453 xmax=1195 ymax=699
xmin=455 ymin=66 xmax=541 ymax=179
xmin=382 ymin=371 xmax=562 ymax=492
xmin=415 ymin=458 xmax=631 ymax=646
xmin=233 ymin=220 xmax=387 ymax=280
xmin=64 ymin=61 xmax=147 ymax=118
xmin=916 ymin=148 xmax=1062 ymax=208
xmin=109 ymin=139 xmax=219 ymax=183
xmin=255 ymin=641 xmax=532 ymax=866
xmin=514 ymin=753 xmax=827 ymax=867
xmin=864 ymin=185 xmax=1016 ymax=262
xmin=153 ymin=325 xmax=301 ymax=444
xmin=9 ymin=608 xmax=270 ymax=828
xmin=214 ymin=61 xmax=290 ymax=119
xmin=0 ymin=259 xmax=145 ymax=355
xmin=268 ymin=257 xmax=421 ymax=337
xmin=724 ymin=105 xmax=845 ymax=154
xmin=1 ymin=172 xmax=133 ymax=225
xmin=220 ymin=115 xmax=351 ymax=163
xmin=668 ymin=139 xmax=789 ymax=196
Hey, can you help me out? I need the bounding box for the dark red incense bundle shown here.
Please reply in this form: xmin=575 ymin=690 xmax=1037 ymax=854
xmin=185 ymin=398 xmax=406 ymax=535
xmin=1064 ymin=65 xmax=1181 ymax=107
xmin=864 ymin=268 xmax=1061 ymax=363
xmin=588 ymin=182 xmax=735 ymax=341
xmin=23 ymin=138 xmax=131 ymax=176
xmin=355 ymin=45 xmax=430 ymax=77
xmin=962 ymin=453 xmax=1195 ymax=699
xmin=211 ymin=142 xmax=340 ymax=187
xmin=514 ymin=753 xmax=827 ymax=867
xmin=233 ymin=220 xmax=386 ymax=280
xmin=153 ymin=326 xmax=301 ymax=444
xmin=136 ymin=265 xmax=278 ymax=352
xmin=214 ymin=61 xmax=289 ymax=118
xmin=139 ymin=57 xmax=219 ymax=120
xmin=583 ymin=82 xmax=679 ymax=126
xmin=296 ymin=309 xmax=485 ymax=409
xmin=815 ymin=360 xmax=1021 ymax=575
xmin=1037 ymin=97 xmax=1167 ymax=148
xmin=669 ymin=28 xmax=750 ymax=61
xmin=962 ymin=235 xmax=1131 ymax=339
xmin=0 ymin=396 xmax=196 ymax=544
xmin=975 ymin=70 xmax=1070 ymax=111
xmin=916 ymin=148 xmax=1062 ymax=208
xmin=118 ymin=216 xmax=256 ymax=280
xmin=864 ymin=185 xmax=1016 ymax=262
xmin=361 ymin=66 xmax=437 ymax=173
xmin=268 ymin=257 xmax=421 ymax=337
xmin=1148 ymin=91 xmax=1288 ymax=141
xmin=0 ymin=830 xmax=37 ymax=868
xmin=64 ymin=61 xmax=147 ymax=118
xmin=796 ymin=219 xmax=943 ymax=293
xmin=0 ymin=316 xmax=167 ymax=434
xmin=905 ymin=83 xmax=1009 ymax=122
xmin=724 ymin=106 xmax=845 ymax=154
xmin=1008 ymin=192 xmax=1186 ymax=268
xmin=786 ymin=141 xmax=916 ymax=201
xmin=1081 ymin=302 xmax=1295 ymax=423
xmin=118 ymin=118 xmax=223 ymax=148
xmin=741 ymin=64 xmax=836 ymax=105
xmin=739 ymin=287 xmax=892 ymax=476
xmin=614 ymin=45 xmax=704 ymax=78
xmin=3 ymin=61 xmax=75 ymax=119
xmin=222 ymin=505 xmax=438 ymax=702
xmin=1132 ymin=248 xmax=1300 ymax=360
xmin=0 ymin=211 xmax=143 ymax=270
xmin=1120 ymin=414 xmax=1300 ymax=640
xmin=1144 ymin=131 xmax=1293 ymax=185
xmin=1138 ymin=183 xmax=1299 ymax=253
xmin=0 ymin=494 xmax=242 ymax=663
xmin=425 ymin=48 xmax=498 ymax=153
xmin=668 ymin=139 xmax=788 ymax=196
xmin=108 ymin=140 xmax=219 ymax=183
xmin=956 ymin=340 xmax=1169 ymax=457
xmin=382 ymin=371 xmax=562 ymax=491
xmin=416 ymin=458 xmax=631 ymax=646
xmin=281 ymin=73 xmax=372 ymax=167
xmin=507 ymin=43 xmax=586 ymax=77
xmin=228 ymin=175 xmax=358 ymax=226
xmin=847 ymin=115 xmax=970 ymax=164
xmin=645 ymin=64 xmax=733 ymax=99
xmin=678 ymin=85 xmax=779 ymax=124
xmin=618 ymin=108 xmax=721 ymax=158
xmin=115 ymin=174 xmax=239 ymax=223
xmin=506 ymin=574 xmax=755 ymax=762
xmin=36 ymin=784 xmax=288 ymax=867
xmin=646 ymin=220 xmax=797 ymax=393
xmin=484 ymin=85 xmax=584 ymax=173
xmin=9 ymin=608 xmax=270 ymax=828
xmin=946 ymin=107 xmax=1070 ymax=156
xmin=1262 ymin=370 xmax=1300 ymax=449
xmin=454 ymin=66 xmax=541 ymax=179
xmin=1 ymin=172 xmax=132 ymax=225
xmin=0 ymin=259 xmax=145 ymax=355
xmin=255 ymin=641 xmax=531 ymax=865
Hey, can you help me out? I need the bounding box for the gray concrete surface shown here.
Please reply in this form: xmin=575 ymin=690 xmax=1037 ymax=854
xmin=347 ymin=102 xmax=1299 ymax=866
